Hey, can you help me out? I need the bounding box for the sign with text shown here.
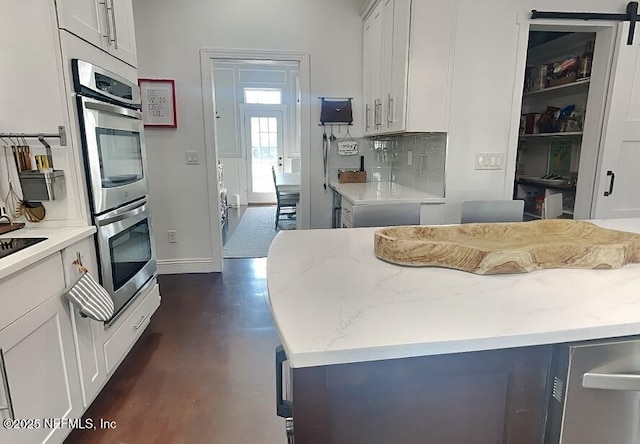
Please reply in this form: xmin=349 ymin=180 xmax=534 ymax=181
xmin=139 ymin=78 xmax=177 ymax=128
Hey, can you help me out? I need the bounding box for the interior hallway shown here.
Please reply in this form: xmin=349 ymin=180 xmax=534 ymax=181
xmin=65 ymin=259 xmax=284 ymax=444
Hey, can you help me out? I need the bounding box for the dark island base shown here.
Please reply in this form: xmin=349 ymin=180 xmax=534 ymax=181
xmin=292 ymin=345 xmax=552 ymax=444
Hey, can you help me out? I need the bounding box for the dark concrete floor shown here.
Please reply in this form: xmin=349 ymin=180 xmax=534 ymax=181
xmin=65 ymin=259 xmax=284 ymax=444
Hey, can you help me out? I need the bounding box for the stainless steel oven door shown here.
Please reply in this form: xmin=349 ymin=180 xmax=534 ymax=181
xmin=79 ymin=96 xmax=148 ymax=214
xmin=95 ymin=198 xmax=156 ymax=320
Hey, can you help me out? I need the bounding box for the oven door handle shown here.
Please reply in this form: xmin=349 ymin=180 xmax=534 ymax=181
xmin=96 ymin=201 xmax=147 ymax=226
xmin=85 ymin=101 xmax=142 ymax=120
xmin=583 ymin=372 xmax=640 ymax=391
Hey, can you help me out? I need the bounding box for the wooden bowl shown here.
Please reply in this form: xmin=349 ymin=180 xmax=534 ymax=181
xmin=374 ymin=220 xmax=640 ymax=275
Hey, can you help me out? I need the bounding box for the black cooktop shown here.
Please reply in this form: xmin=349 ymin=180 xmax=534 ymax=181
xmin=0 ymin=238 xmax=47 ymax=260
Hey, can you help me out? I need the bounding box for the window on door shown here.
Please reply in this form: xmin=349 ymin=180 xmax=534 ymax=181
xmin=244 ymin=88 xmax=282 ymax=104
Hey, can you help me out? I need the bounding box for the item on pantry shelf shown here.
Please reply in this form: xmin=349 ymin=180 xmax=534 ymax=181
xmin=552 ymin=57 xmax=579 ymax=77
xmin=374 ymin=220 xmax=640 ymax=275
xmin=537 ymin=106 xmax=561 ymax=133
xmin=548 ymin=57 xmax=579 ymax=87
xmin=578 ymin=40 xmax=594 ymax=79
xmin=524 ymin=113 xmax=542 ymax=134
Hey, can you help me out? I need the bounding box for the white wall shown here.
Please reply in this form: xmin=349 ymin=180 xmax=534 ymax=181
xmin=133 ymin=0 xmax=363 ymax=273
xmin=443 ymin=0 xmax=629 ymax=223
xmin=134 ymin=0 xmax=629 ymax=272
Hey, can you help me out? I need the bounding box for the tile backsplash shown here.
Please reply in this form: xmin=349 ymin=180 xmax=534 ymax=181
xmin=329 ymin=133 xmax=446 ymax=197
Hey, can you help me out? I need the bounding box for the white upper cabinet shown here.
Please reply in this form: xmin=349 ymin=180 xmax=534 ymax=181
xmin=108 ymin=0 xmax=138 ymax=67
xmin=363 ymin=2 xmax=383 ymax=134
xmin=362 ymin=0 xmax=455 ymax=135
xmin=55 ymin=0 xmax=107 ymax=50
xmin=56 ymin=0 xmax=137 ymax=67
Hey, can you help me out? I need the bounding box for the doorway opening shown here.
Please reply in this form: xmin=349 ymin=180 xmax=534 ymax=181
xmin=507 ymin=20 xmax=629 ymax=223
xmin=201 ymin=52 xmax=308 ymax=265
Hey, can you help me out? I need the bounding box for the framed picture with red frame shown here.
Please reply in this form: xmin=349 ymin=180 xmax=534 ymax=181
xmin=139 ymin=78 xmax=177 ymax=128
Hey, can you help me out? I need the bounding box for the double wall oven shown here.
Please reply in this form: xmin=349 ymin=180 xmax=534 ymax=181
xmin=73 ymin=59 xmax=156 ymax=323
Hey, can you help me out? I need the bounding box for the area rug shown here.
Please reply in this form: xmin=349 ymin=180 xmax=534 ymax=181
xmin=223 ymin=206 xmax=295 ymax=258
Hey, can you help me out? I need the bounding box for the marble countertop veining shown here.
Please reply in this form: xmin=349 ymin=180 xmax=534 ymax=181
xmin=0 ymin=226 xmax=96 ymax=280
xmin=267 ymin=218 xmax=640 ymax=368
xmin=329 ymin=181 xmax=445 ymax=205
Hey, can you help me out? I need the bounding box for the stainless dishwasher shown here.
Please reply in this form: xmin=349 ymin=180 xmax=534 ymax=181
xmin=544 ymin=336 xmax=640 ymax=443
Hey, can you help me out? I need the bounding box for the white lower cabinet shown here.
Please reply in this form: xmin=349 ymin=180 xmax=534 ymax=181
xmin=62 ymin=238 xmax=107 ymax=408
xmin=0 ymin=293 xmax=83 ymax=444
xmin=0 ymin=234 xmax=160 ymax=444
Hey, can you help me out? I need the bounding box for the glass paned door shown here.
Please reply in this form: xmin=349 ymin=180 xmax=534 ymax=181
xmin=242 ymin=108 xmax=285 ymax=203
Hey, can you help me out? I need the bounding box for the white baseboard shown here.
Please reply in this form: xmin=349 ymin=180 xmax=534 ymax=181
xmin=157 ymin=258 xmax=219 ymax=274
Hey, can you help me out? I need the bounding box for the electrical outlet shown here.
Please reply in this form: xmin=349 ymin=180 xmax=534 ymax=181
xmin=475 ymin=153 xmax=505 ymax=170
xmin=185 ymin=151 xmax=200 ymax=165
xmin=168 ymin=230 xmax=177 ymax=243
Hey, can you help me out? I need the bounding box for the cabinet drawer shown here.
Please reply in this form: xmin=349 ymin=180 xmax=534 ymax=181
xmin=104 ymin=283 xmax=160 ymax=374
xmin=0 ymin=254 xmax=65 ymax=331
xmin=341 ymin=199 xmax=355 ymax=223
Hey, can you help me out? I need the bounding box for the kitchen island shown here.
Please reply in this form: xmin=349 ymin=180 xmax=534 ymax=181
xmin=267 ymin=218 xmax=640 ymax=443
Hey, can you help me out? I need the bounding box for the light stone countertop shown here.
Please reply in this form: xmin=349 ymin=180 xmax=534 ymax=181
xmin=0 ymin=226 xmax=96 ymax=280
xmin=267 ymin=218 xmax=640 ymax=368
xmin=330 ymin=181 xmax=445 ymax=205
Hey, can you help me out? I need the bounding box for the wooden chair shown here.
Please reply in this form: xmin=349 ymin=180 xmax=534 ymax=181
xmin=272 ymin=166 xmax=299 ymax=229
xmin=461 ymin=200 xmax=524 ymax=223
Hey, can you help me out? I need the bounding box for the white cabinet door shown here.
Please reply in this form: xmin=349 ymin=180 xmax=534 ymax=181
xmin=380 ymin=0 xmax=395 ymax=131
xmin=0 ymin=296 xmax=83 ymax=444
xmin=363 ymin=3 xmax=383 ymax=135
xmin=56 ymin=0 xmax=137 ymax=68
xmin=62 ymin=238 xmax=108 ymax=409
xmin=108 ymin=0 xmax=138 ymax=67
xmin=593 ymin=23 xmax=640 ymax=219
xmin=387 ymin=0 xmax=410 ymax=132
xmin=56 ymin=0 xmax=108 ymax=51
xmin=370 ymin=4 xmax=383 ymax=134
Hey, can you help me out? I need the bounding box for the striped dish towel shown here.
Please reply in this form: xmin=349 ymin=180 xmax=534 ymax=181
xmin=66 ymin=262 xmax=114 ymax=322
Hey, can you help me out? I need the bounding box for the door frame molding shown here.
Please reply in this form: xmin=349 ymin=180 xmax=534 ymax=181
xmin=200 ymin=48 xmax=311 ymax=272
xmin=506 ymin=17 xmax=618 ymax=220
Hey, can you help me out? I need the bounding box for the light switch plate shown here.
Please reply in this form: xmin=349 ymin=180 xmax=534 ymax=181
xmin=475 ymin=153 xmax=505 ymax=170
xmin=185 ymin=151 xmax=200 ymax=165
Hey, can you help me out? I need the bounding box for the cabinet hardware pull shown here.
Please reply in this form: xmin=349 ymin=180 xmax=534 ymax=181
xmin=604 ymin=170 xmax=615 ymax=196
xmin=99 ymin=0 xmax=112 ymax=45
xmin=387 ymin=93 xmax=394 ymax=124
xmin=365 ymin=105 xmax=371 ymax=131
xmin=373 ymin=100 xmax=378 ymax=129
xmin=133 ymin=313 xmax=149 ymax=330
xmin=0 ymin=349 xmax=15 ymax=420
xmin=275 ymin=345 xmax=293 ymax=418
xmin=107 ymin=0 xmax=118 ymax=49
xmin=375 ymin=99 xmax=382 ymax=128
